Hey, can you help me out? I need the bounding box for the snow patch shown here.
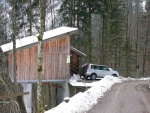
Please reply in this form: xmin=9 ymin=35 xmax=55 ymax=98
xmin=121 ymin=77 xmax=150 ymax=81
xmin=69 ymin=74 xmax=103 ymax=87
xmin=45 ymin=76 xmax=122 ymax=113
xmin=69 ymin=74 xmax=81 ymax=82
xmin=45 ymin=76 xmax=150 ymax=113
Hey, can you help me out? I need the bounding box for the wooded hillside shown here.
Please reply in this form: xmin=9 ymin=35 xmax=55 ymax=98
xmin=1 ymin=0 xmax=149 ymax=77
xmin=0 ymin=0 xmax=150 ymax=113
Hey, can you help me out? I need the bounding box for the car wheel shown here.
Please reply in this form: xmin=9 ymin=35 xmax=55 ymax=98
xmin=91 ymin=74 xmax=97 ymax=80
xmin=86 ymin=76 xmax=89 ymax=80
xmin=112 ymin=74 xmax=117 ymax=77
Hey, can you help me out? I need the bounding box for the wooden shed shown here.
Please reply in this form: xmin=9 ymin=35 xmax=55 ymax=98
xmin=0 ymin=27 xmax=88 ymax=113
xmin=0 ymin=27 xmax=78 ymax=82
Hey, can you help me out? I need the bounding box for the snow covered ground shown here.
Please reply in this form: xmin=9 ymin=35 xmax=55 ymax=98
xmin=45 ymin=76 xmax=150 ymax=113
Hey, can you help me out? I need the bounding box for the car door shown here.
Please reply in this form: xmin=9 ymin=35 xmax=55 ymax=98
xmin=91 ymin=65 xmax=98 ymax=74
xmin=96 ymin=66 xmax=104 ymax=77
xmin=101 ymin=66 xmax=111 ymax=76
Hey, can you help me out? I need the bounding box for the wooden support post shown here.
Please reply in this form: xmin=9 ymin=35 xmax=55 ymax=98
xmin=17 ymin=96 xmax=27 ymax=113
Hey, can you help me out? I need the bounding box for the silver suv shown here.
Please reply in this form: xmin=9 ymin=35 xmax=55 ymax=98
xmin=82 ymin=63 xmax=119 ymax=80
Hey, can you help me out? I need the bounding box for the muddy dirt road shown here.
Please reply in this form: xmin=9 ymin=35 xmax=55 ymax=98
xmin=88 ymin=81 xmax=150 ymax=113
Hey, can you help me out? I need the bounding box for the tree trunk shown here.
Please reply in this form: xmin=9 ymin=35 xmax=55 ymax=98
xmin=135 ymin=0 xmax=139 ymax=78
xmin=53 ymin=0 xmax=55 ymax=28
xmin=50 ymin=84 xmax=56 ymax=108
xmin=125 ymin=0 xmax=130 ymax=77
xmin=29 ymin=0 xmax=32 ymax=35
xmin=37 ymin=0 xmax=45 ymax=113
xmin=142 ymin=16 xmax=149 ymax=77
xmin=101 ymin=18 xmax=105 ymax=64
xmin=50 ymin=0 xmax=54 ymax=29
xmin=88 ymin=4 xmax=92 ymax=62
xmin=105 ymin=1 xmax=111 ymax=66
xmin=12 ymin=0 xmax=26 ymax=112
xmin=12 ymin=0 xmax=17 ymax=94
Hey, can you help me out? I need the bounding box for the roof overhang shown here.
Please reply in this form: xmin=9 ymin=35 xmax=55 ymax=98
xmin=71 ymin=46 xmax=87 ymax=57
xmin=0 ymin=27 xmax=78 ymax=53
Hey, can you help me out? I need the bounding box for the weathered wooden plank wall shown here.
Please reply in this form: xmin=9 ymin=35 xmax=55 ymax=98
xmin=70 ymin=51 xmax=80 ymax=68
xmin=70 ymin=50 xmax=80 ymax=75
xmin=9 ymin=36 xmax=70 ymax=81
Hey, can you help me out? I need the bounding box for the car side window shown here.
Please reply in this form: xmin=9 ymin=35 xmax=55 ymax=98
xmin=102 ymin=66 xmax=109 ymax=71
xmin=98 ymin=66 xmax=103 ymax=70
xmin=91 ymin=65 xmax=98 ymax=70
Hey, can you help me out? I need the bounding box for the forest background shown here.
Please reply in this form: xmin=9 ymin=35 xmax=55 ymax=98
xmin=0 ymin=0 xmax=150 ymax=112
xmin=0 ymin=0 xmax=150 ymax=80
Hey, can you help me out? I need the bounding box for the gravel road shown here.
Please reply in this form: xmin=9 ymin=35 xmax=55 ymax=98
xmin=88 ymin=81 xmax=150 ymax=113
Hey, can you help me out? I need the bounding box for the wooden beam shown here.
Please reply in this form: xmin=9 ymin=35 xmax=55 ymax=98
xmin=43 ymin=83 xmax=64 ymax=89
xmin=0 ymin=92 xmax=29 ymax=100
xmin=0 ymin=101 xmax=10 ymax=104
xmin=17 ymin=95 xmax=27 ymax=113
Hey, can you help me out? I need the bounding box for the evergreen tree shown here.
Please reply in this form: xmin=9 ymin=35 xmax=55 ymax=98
xmin=60 ymin=0 xmax=128 ymax=76
xmin=98 ymin=0 xmax=125 ymax=67
xmin=60 ymin=0 xmax=100 ymax=62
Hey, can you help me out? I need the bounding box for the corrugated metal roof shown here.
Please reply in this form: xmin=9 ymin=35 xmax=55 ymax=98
xmin=0 ymin=27 xmax=78 ymax=52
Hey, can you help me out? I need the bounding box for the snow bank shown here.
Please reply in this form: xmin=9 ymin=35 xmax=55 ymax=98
xmin=69 ymin=74 xmax=81 ymax=82
xmin=120 ymin=77 xmax=150 ymax=81
xmin=69 ymin=74 xmax=102 ymax=87
xmin=45 ymin=76 xmax=122 ymax=113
